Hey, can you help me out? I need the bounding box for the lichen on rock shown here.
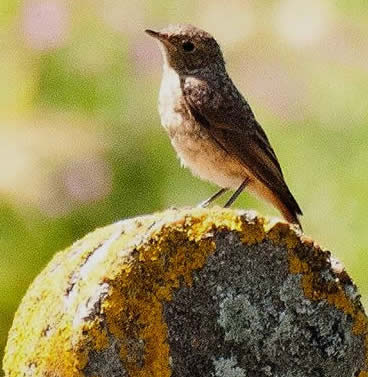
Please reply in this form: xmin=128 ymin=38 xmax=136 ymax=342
xmin=3 ymin=207 xmax=368 ymax=377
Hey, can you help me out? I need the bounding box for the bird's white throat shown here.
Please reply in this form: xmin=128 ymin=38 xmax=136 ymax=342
xmin=158 ymin=64 xmax=183 ymax=130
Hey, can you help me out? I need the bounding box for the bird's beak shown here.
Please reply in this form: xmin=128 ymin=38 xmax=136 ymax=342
xmin=145 ymin=29 xmax=160 ymax=39
xmin=145 ymin=29 xmax=168 ymax=42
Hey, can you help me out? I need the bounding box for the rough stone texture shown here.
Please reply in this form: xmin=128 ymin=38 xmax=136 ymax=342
xmin=3 ymin=207 xmax=368 ymax=377
xmin=164 ymin=233 xmax=364 ymax=377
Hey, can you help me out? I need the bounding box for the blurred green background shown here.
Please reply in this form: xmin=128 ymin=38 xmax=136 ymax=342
xmin=1 ymin=0 xmax=368 ymax=367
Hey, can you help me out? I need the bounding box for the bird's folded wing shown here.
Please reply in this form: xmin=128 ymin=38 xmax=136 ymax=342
xmin=184 ymin=91 xmax=286 ymax=192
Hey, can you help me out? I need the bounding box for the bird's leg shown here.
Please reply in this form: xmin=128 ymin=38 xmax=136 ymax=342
xmin=198 ymin=188 xmax=228 ymax=208
xmin=224 ymin=178 xmax=251 ymax=208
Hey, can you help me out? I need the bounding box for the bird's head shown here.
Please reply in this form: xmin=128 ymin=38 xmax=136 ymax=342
xmin=145 ymin=24 xmax=225 ymax=75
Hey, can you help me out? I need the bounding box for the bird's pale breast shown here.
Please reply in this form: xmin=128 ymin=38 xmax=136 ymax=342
xmin=158 ymin=66 xmax=248 ymax=189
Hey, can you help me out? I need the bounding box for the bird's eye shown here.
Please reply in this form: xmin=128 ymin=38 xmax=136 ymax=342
xmin=182 ymin=41 xmax=195 ymax=52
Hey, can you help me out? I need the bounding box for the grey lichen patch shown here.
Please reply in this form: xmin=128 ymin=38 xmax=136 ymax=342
xmin=218 ymin=291 xmax=264 ymax=359
xmin=277 ymin=274 xmax=357 ymax=360
xmin=83 ymin=336 xmax=126 ymax=377
xmin=213 ymin=356 xmax=246 ymax=377
xmin=163 ymin=231 xmax=366 ymax=377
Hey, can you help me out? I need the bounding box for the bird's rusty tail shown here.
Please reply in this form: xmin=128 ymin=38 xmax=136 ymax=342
xmin=273 ymin=185 xmax=303 ymax=230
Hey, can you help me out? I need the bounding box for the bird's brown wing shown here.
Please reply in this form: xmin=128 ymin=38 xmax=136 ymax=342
xmin=182 ymin=81 xmax=302 ymax=223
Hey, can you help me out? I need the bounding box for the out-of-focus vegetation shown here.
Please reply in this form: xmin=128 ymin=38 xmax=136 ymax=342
xmin=1 ymin=0 xmax=367 ymax=366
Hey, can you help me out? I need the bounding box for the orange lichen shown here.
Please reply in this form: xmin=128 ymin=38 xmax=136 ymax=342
xmin=267 ymin=222 xmax=300 ymax=249
xmin=354 ymin=311 xmax=368 ymax=335
xmin=288 ymin=252 xmax=310 ymax=275
xmin=85 ymin=324 xmax=110 ymax=351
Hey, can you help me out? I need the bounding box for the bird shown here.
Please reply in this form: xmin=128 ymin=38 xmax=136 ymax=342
xmin=145 ymin=24 xmax=303 ymax=228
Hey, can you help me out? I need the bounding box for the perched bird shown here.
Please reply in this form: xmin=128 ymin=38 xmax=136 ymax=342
xmin=145 ymin=24 xmax=303 ymax=228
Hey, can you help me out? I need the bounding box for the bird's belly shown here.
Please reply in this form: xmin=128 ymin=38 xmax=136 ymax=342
xmin=170 ymin=125 xmax=248 ymax=189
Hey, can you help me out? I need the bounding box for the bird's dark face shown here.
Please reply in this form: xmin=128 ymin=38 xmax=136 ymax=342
xmin=145 ymin=24 xmax=225 ymax=75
